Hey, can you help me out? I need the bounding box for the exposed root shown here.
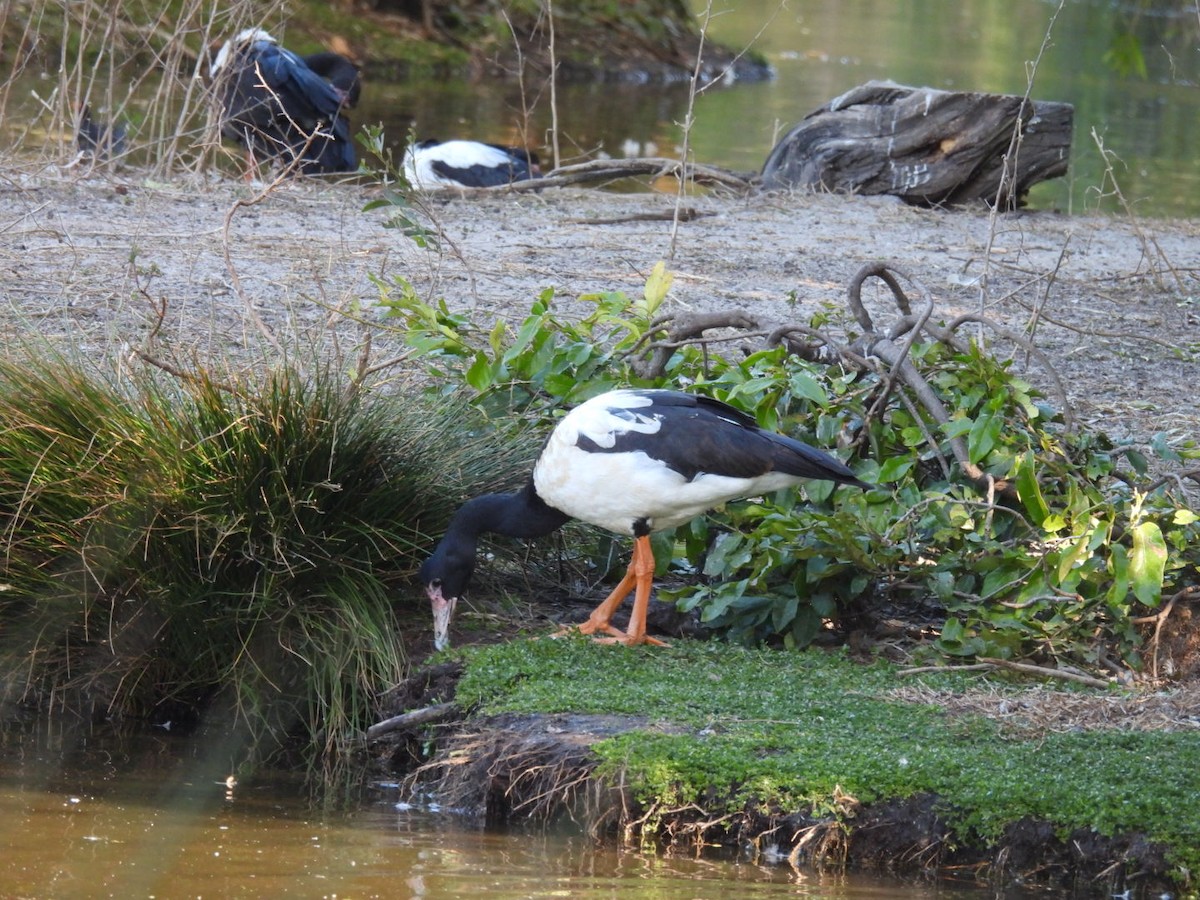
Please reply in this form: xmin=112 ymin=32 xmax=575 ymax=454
xmin=403 ymin=713 xmax=628 ymax=832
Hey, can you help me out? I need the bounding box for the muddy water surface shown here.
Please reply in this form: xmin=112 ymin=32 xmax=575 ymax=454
xmin=0 ymin=722 xmax=1046 ymax=899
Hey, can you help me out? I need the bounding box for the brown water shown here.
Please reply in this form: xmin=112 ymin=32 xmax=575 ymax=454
xmin=0 ymin=721 xmax=1044 ymax=899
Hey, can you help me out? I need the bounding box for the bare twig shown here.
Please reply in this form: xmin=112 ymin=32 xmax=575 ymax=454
xmin=1005 ymin=290 xmax=1187 ymax=354
xmin=1023 ymin=232 xmax=1071 ymax=355
xmin=898 ymin=663 xmax=996 ymax=676
xmin=221 ymin=181 xmax=287 ymax=355
xmin=976 ymin=657 xmax=1113 ymax=689
xmin=669 ymin=0 xmax=713 ymax=260
xmin=979 ymin=0 xmax=1066 ymax=312
xmin=1089 ymin=129 xmax=1189 ymax=293
xmin=565 ymin=208 xmax=716 ymax=226
xmin=130 ymin=350 xmax=237 ymax=394
xmin=1131 ymin=586 xmax=1200 ymax=681
xmin=544 ymin=0 xmax=561 ymax=170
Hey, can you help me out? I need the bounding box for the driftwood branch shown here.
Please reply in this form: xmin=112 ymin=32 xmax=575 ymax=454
xmin=765 ymin=322 xmax=851 ymax=364
xmin=975 ymin=658 xmax=1112 ymax=689
xmin=848 ymin=262 xmax=1021 ymax=501
xmin=365 ymin=702 xmax=460 ymax=741
xmin=627 ymin=310 xmax=762 ymax=379
xmin=451 ymin=158 xmax=756 ymax=194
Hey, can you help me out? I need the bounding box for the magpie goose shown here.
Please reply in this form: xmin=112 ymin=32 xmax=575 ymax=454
xmin=301 ymin=51 xmax=362 ymax=108
xmin=402 ymin=139 xmax=541 ymax=189
xmin=76 ymin=105 xmax=127 ymax=160
xmin=421 ymin=388 xmax=868 ymax=649
xmin=210 ymin=29 xmax=357 ymax=175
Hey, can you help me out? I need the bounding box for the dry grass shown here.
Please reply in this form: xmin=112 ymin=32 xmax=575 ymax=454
xmin=1 ymin=0 xmax=291 ymax=176
xmin=890 ymin=680 xmax=1200 ymax=736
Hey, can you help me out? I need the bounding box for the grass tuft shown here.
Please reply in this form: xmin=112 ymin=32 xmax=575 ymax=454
xmin=0 ymin=354 xmax=530 ymax=759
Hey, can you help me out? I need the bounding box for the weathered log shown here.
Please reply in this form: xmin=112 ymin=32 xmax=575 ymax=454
xmin=760 ymin=81 xmax=1073 ymax=208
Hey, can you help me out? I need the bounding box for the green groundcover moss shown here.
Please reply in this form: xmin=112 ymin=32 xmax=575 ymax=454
xmin=455 ymin=638 xmax=1200 ymax=872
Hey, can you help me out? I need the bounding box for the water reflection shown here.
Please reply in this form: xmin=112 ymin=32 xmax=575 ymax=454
xmin=357 ymin=79 xmax=694 ymax=170
xmin=0 ymin=721 xmax=1042 ymax=899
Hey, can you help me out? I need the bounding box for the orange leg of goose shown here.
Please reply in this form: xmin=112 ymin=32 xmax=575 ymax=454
xmin=575 ymin=535 xmax=667 ymax=646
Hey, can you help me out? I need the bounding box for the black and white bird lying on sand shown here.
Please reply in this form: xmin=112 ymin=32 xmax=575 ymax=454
xmin=402 ymin=139 xmax=542 ymax=189
xmin=210 ymin=28 xmax=358 ymax=175
xmin=420 ymin=389 xmax=868 ymax=650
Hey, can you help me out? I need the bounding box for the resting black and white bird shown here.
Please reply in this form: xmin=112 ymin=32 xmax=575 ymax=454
xmin=301 ymin=51 xmax=362 ymax=109
xmin=210 ymin=28 xmax=357 ymax=175
xmin=76 ymin=105 xmax=127 ymax=160
xmin=420 ymin=388 xmax=869 ymax=650
xmin=402 ymin=139 xmax=541 ymax=189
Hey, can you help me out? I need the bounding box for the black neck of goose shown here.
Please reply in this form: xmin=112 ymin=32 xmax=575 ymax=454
xmin=449 ymin=480 xmax=570 ymax=543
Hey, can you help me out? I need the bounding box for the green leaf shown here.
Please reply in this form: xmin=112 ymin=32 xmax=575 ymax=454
xmin=1107 ymin=543 xmax=1130 ymax=608
xmin=789 ymin=605 xmax=822 ymax=647
xmin=640 ymin=261 xmax=674 ymax=318
xmin=1150 ymin=433 xmax=1182 ymax=463
xmin=967 ymin=407 xmax=1001 ymax=464
xmin=1173 ymin=509 xmax=1200 ymax=526
xmin=1014 ymin=450 xmax=1049 ymax=527
xmin=506 ymin=314 xmax=546 ymax=360
xmin=1129 ymin=521 xmax=1167 ymax=607
xmin=698 ymin=581 xmax=748 ymax=622
xmin=941 ymin=417 xmax=974 ymax=440
xmin=931 ymin=571 xmax=955 ymax=602
xmin=788 ymin=371 xmax=829 ymax=406
xmin=770 ymin=593 xmax=800 ymax=632
xmin=1125 ymin=449 xmax=1149 ymax=475
xmin=465 ymin=353 xmax=495 ymax=392
xmin=650 ymin=531 xmax=674 ymax=575
xmin=941 ymin=617 xmax=963 ymax=641
xmin=876 ymin=456 xmax=915 ymax=483
xmin=1057 ymin=524 xmax=1097 ymax=582
xmin=543 ymin=372 xmax=581 ymax=397
xmin=703 ymin=532 xmax=746 ymax=577
xmin=488 ymin=319 xmax=507 ymax=357
xmin=1041 ymin=513 xmax=1067 ymax=533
